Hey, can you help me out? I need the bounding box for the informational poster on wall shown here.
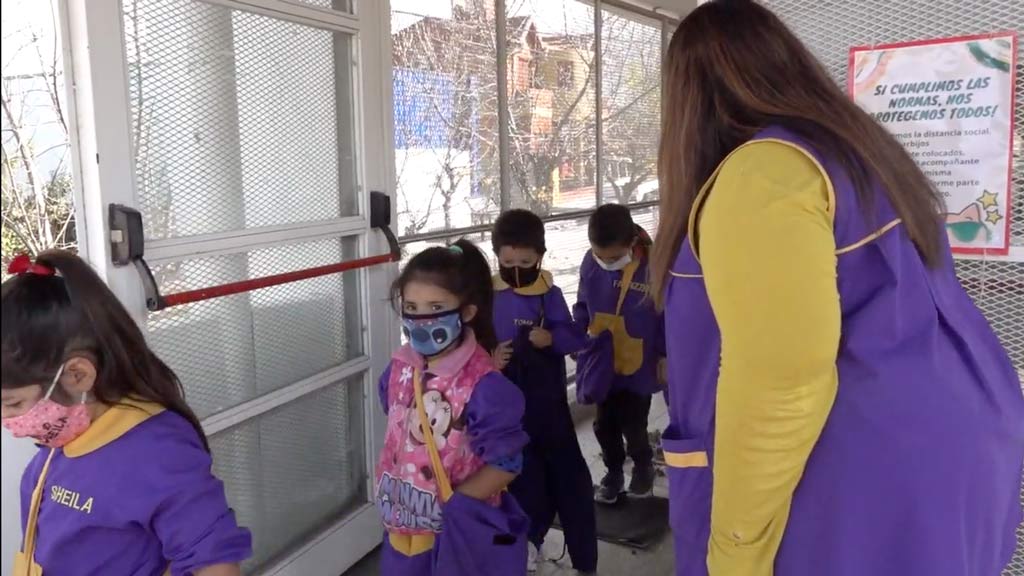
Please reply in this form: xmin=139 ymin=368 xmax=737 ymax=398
xmin=849 ymin=33 xmax=1017 ymax=255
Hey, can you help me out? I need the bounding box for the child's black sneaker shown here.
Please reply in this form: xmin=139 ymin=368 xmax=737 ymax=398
xmin=594 ymin=470 xmax=624 ymax=504
xmin=628 ymin=463 xmax=655 ymax=497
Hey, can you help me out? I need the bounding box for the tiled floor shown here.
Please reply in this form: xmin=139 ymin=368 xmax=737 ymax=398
xmin=345 ymin=393 xmax=675 ymax=576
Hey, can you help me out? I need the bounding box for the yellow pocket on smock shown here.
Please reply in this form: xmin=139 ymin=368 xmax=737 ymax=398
xmin=589 ymin=313 xmax=643 ymax=376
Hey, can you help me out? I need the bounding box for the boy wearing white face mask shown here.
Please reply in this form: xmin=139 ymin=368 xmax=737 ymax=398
xmin=574 ymin=204 xmax=665 ymax=503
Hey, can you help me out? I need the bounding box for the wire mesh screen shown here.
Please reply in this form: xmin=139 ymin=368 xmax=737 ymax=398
xmin=146 ymin=236 xmax=363 ymax=420
xmin=760 ymin=0 xmax=1023 ymax=571
xmin=149 ymin=237 xmax=365 ymax=574
xmin=957 ymin=260 xmax=1024 ymax=370
xmin=957 ymin=257 xmax=1024 ymax=576
xmin=123 ymin=0 xmax=358 ymax=240
xmin=211 ymin=375 xmax=366 ymax=573
xmin=762 ymin=0 xmax=1023 ymax=248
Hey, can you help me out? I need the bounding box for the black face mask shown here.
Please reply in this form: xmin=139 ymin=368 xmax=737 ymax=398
xmin=499 ymin=264 xmax=541 ymax=289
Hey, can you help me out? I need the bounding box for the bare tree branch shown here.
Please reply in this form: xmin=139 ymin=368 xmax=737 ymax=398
xmin=2 ymin=210 xmax=41 ymax=255
xmin=1 ymin=85 xmax=52 ymax=242
xmin=1 ymin=7 xmax=75 ymax=259
xmin=30 ymin=9 xmax=67 ymax=137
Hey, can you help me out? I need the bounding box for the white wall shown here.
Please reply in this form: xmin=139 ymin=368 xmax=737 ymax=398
xmin=1 ymin=432 xmax=37 ymax=576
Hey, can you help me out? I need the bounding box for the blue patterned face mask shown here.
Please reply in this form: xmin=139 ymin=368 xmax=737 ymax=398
xmin=401 ymin=310 xmax=463 ymax=357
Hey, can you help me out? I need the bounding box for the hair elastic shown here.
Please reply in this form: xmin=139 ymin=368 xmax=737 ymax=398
xmin=7 ymin=254 xmax=55 ymax=277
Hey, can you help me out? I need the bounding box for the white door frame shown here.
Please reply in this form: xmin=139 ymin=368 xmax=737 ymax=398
xmin=59 ymin=0 xmax=397 ymax=573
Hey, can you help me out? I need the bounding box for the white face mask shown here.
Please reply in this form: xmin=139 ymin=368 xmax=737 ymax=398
xmin=593 ymin=251 xmax=632 ymax=272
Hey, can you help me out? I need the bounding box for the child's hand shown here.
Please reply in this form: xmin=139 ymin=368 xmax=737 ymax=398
xmin=658 ymin=357 xmax=668 ymax=386
xmin=493 ymin=340 xmax=513 ymax=370
xmin=529 ymin=327 xmax=553 ymax=349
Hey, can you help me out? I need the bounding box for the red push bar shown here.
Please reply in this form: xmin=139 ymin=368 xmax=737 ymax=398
xmin=111 ymin=191 xmax=403 ymax=312
xmin=161 ymin=252 xmax=398 ymax=308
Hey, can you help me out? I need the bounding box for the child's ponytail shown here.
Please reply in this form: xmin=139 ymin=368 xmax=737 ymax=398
xmin=2 ymin=250 xmax=210 ymax=451
xmin=451 ymin=239 xmax=497 ymax=353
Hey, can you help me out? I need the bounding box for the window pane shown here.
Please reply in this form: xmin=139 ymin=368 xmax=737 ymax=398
xmin=123 ymin=0 xmax=359 ymax=240
xmin=391 ymin=0 xmax=501 ymax=237
xmin=211 ymin=376 xmax=366 ymax=573
xmin=507 ymin=0 xmax=597 ymax=215
xmin=601 ymin=8 xmax=661 ymax=205
xmin=0 ymin=0 xmax=77 ymax=259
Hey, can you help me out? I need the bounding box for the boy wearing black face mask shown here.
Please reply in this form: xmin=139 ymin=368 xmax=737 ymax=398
xmin=574 ymin=204 xmax=665 ymax=504
xmin=491 ymin=209 xmax=597 ymax=574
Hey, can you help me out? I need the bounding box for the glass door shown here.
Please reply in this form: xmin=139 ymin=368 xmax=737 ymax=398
xmin=61 ymin=0 xmax=395 ymax=573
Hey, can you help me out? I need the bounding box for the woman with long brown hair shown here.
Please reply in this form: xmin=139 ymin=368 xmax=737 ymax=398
xmin=653 ymin=1 xmax=1024 ymax=575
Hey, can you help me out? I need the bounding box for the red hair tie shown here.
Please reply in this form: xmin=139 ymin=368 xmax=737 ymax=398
xmin=7 ymin=254 xmax=55 ymax=276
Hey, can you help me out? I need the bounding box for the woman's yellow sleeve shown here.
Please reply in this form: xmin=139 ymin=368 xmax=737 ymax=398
xmin=699 ymin=141 xmax=841 ymax=576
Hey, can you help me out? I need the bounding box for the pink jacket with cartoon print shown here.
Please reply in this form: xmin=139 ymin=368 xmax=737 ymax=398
xmin=374 ymin=331 xmax=528 ymax=535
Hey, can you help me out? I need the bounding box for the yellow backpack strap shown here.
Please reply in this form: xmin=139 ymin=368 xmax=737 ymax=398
xmin=615 ymin=260 xmax=641 ymax=315
xmin=21 ymin=448 xmax=56 ymax=570
xmin=413 ymin=369 xmax=454 ymax=502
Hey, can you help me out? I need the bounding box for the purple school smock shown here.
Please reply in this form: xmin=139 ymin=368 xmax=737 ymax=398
xmin=19 ymin=401 xmax=252 ymax=576
xmin=492 ymin=276 xmax=598 ymax=571
xmin=492 ymin=280 xmax=586 ymax=357
xmin=662 ymin=126 xmax=1024 ymax=575
xmin=574 ymin=251 xmax=665 ymax=396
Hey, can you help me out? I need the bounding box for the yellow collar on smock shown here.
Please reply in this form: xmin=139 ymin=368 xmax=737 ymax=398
xmin=63 ymin=398 xmax=166 ymax=458
xmin=492 ymin=270 xmax=554 ymax=296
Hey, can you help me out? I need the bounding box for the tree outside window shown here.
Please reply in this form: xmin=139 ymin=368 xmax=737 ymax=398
xmin=1 ymin=0 xmax=75 ymax=275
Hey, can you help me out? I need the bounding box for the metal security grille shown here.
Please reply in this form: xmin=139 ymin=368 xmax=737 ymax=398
xmin=760 ymin=0 xmax=1023 ymax=572
xmin=210 ymin=376 xmax=366 ymax=571
xmin=958 ymin=260 xmax=1024 ymax=370
xmin=121 ymin=4 xmax=370 ymax=571
xmin=143 ymin=234 xmax=364 ymax=574
xmin=145 ymin=235 xmax=362 ymax=419
xmin=123 ymin=0 xmax=358 ymax=241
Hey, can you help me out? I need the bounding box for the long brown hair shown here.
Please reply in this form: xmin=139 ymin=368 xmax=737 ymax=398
xmin=1 ymin=251 xmax=210 ymax=451
xmin=651 ymin=0 xmax=944 ymax=306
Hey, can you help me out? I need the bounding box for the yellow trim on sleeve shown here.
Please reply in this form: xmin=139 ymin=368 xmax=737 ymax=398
xmin=835 ymin=218 xmax=902 ymax=255
xmin=687 ymin=138 xmax=836 ymax=264
xmin=664 ymin=450 xmax=709 ymax=468
xmin=63 ymin=398 xmax=165 ymax=458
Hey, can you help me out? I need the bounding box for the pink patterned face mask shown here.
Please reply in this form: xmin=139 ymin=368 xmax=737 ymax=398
xmin=2 ymin=365 xmax=91 ymax=448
